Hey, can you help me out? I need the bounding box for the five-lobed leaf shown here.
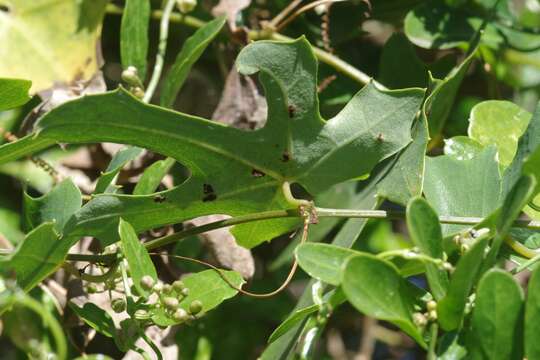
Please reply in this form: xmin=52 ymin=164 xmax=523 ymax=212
xmin=0 ymin=38 xmax=424 ymax=249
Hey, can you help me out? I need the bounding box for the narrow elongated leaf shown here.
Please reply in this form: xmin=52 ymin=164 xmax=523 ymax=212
xmin=22 ymin=178 xmax=82 ymax=233
xmin=472 ymin=270 xmax=524 ymax=360
xmin=0 ymin=78 xmax=31 ymax=110
xmin=120 ymin=0 xmax=150 ymax=80
xmin=69 ymin=302 xmax=115 ymax=338
xmin=0 ymin=0 xmax=105 ymax=93
xmin=342 ymin=254 xmax=426 ymax=347
xmin=525 ymin=265 xmax=540 ymax=359
xmin=268 ymin=304 xmax=319 ymax=344
xmin=437 ymin=237 xmax=488 ymax=331
xmin=94 ymin=146 xmax=142 ymax=194
xmin=151 ymin=269 xmax=243 ymax=326
xmin=119 ymin=218 xmax=157 ymax=298
xmin=406 ymin=197 xmax=449 ymax=300
xmin=0 ymin=38 xmax=424 ymax=248
xmin=161 ymin=16 xmax=226 ymax=107
xmin=0 ymin=223 xmax=65 ymax=291
xmin=133 ymin=157 xmax=175 ymax=195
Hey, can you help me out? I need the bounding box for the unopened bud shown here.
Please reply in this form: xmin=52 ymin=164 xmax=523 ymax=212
xmin=172 ymin=280 xmax=185 ymax=293
xmin=163 ymin=297 xmax=179 ymax=311
xmin=172 ymin=308 xmax=189 ymax=322
xmin=413 ymin=312 xmax=427 ymax=327
xmin=140 ymin=275 xmax=155 ymax=291
xmin=176 ymin=0 xmax=197 ymax=13
xmin=427 ymin=300 xmax=437 ymax=311
xmin=121 ymin=66 xmax=140 ymax=86
xmin=189 ymin=300 xmax=203 ymax=315
xmin=111 ymin=298 xmax=126 ymax=313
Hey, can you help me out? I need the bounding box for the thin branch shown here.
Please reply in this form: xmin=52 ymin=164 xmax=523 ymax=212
xmin=274 ymin=0 xmax=348 ymax=32
xmin=268 ymin=0 xmax=304 ymax=28
xmin=143 ymin=0 xmax=177 ymax=103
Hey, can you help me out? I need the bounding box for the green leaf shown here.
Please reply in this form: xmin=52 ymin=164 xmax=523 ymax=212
xmin=118 ymin=218 xmax=157 ymax=298
xmin=160 ymin=16 xmax=226 ymax=107
xmin=437 ymin=237 xmax=488 ymax=331
xmin=0 ymin=223 xmax=67 ymax=291
xmin=379 ymin=33 xmax=428 ymax=89
xmin=422 ymin=38 xmax=479 ymax=137
xmin=295 ymin=243 xmax=357 ymax=286
xmin=406 ymin=197 xmax=449 ymax=300
xmin=468 ymin=100 xmax=531 ymax=168
xmin=267 ymin=304 xmax=319 ymax=344
xmin=22 ymin=178 xmax=82 ymax=233
xmin=151 ymin=269 xmax=243 ymax=326
xmin=471 ymin=270 xmax=524 ymax=360
xmin=0 ymin=78 xmax=31 ymax=110
xmin=376 ymin=117 xmax=428 ymax=206
xmin=342 ymin=254 xmax=426 ymax=347
xmin=0 ymin=38 xmax=424 ymax=248
xmin=95 ymin=146 xmax=143 ymax=194
xmin=69 ymin=302 xmax=116 ymax=338
xmin=133 ymin=157 xmax=176 ymax=195
xmin=424 ymin=147 xmax=502 ymax=235
xmin=444 ymin=136 xmax=483 ymax=160
xmin=0 ymin=0 xmax=105 ymax=93
xmin=525 ymin=264 xmax=540 ymax=359
xmin=120 ymin=0 xmax=151 ymax=80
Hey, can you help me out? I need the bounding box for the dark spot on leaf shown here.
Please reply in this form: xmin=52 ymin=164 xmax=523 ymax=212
xmin=252 ymin=169 xmax=265 ymax=177
xmin=281 ymin=152 xmax=290 ymax=162
xmin=376 ymin=133 xmax=384 ymax=142
xmin=0 ymin=5 xmax=9 ymax=12
xmin=153 ymin=195 xmax=166 ymax=203
xmin=203 ymin=184 xmax=214 ymax=194
xmin=288 ymin=105 xmax=296 ymax=118
xmin=203 ymin=194 xmax=217 ymax=202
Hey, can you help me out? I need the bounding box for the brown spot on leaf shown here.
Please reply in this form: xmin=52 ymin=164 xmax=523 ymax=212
xmin=377 ymin=133 xmax=384 ymax=142
xmin=251 ymin=169 xmax=265 ymax=177
xmin=203 ymin=184 xmax=214 ymax=194
xmin=288 ymin=105 xmax=296 ymax=118
xmin=281 ymin=152 xmax=290 ymax=162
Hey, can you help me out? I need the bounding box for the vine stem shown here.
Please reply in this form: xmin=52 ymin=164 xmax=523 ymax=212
xmin=59 ymin=207 xmax=540 ymax=263
xmin=142 ymin=0 xmax=177 ymax=103
xmin=105 ymin=3 xmax=383 ymax=88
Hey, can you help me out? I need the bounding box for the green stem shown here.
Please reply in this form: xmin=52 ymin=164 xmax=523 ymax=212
xmin=142 ymin=0 xmax=177 ymax=103
xmin=427 ymin=323 xmax=438 ymax=360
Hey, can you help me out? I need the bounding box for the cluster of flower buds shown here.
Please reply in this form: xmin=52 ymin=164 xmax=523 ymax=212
xmin=121 ymin=66 xmax=145 ymax=99
xmin=413 ymin=300 xmax=438 ymax=328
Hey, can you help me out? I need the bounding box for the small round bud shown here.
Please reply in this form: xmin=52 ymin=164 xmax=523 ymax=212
xmin=163 ymin=297 xmax=179 ymax=311
xmin=413 ymin=312 xmax=427 ymax=327
xmin=181 ymin=288 xmax=189 ymax=296
xmin=443 ymin=262 xmax=454 ymax=272
xmin=162 ymin=284 xmax=173 ymax=294
xmin=428 ymin=310 xmax=437 ymax=321
xmin=176 ymin=0 xmax=197 ymax=13
xmin=134 ymin=309 xmax=150 ymax=320
xmin=121 ymin=66 xmax=140 ymax=85
xmin=86 ymin=283 xmax=98 ymax=294
xmin=189 ymin=300 xmax=203 ymax=315
xmin=131 ymin=87 xmax=145 ymax=99
xmin=105 ymin=278 xmax=116 ymax=290
xmin=172 ymin=308 xmax=189 ymax=322
xmin=140 ymin=275 xmax=155 ymax=291
xmin=111 ymin=298 xmax=126 ymax=313
xmin=153 ymin=282 xmax=163 ymax=293
xmin=172 ymin=280 xmax=185 ymax=293
xmin=426 ymin=300 xmax=437 ymax=311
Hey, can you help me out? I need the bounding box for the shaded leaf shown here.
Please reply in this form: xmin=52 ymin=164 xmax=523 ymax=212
xmin=69 ymin=302 xmax=115 ymax=338
xmin=160 ymin=16 xmax=226 ymax=108
xmin=119 ymin=218 xmax=157 ymax=298
xmin=295 ymin=243 xmax=356 ymax=286
xmin=525 ymin=264 xmax=540 ymax=359
xmin=267 ymin=304 xmax=319 ymax=344
xmin=133 ymin=157 xmax=175 ymax=195
xmin=95 ymin=146 xmax=142 ymax=194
